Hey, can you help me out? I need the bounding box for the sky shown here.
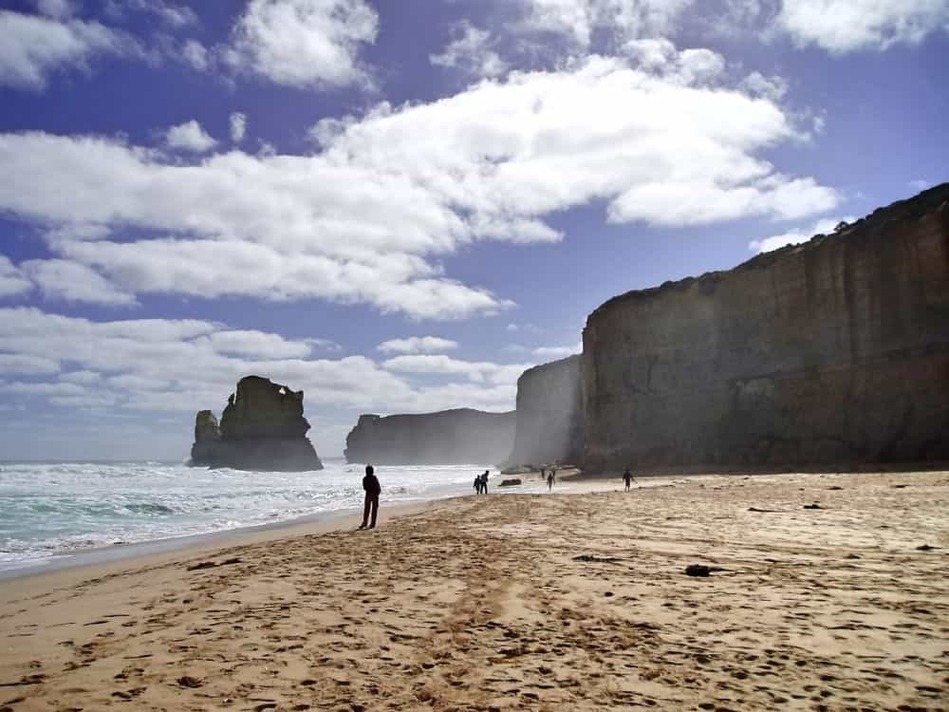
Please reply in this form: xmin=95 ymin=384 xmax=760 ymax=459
xmin=0 ymin=0 xmax=946 ymax=461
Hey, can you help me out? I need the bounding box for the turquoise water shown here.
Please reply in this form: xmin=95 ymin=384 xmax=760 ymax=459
xmin=0 ymin=459 xmax=514 ymax=573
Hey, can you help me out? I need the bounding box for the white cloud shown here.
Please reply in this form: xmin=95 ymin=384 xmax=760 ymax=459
xmin=164 ymin=119 xmax=217 ymax=153
xmin=21 ymin=258 xmax=137 ymax=305
xmin=907 ymin=179 xmax=931 ymax=192
xmin=0 ymin=54 xmax=835 ymax=318
xmin=430 ymin=22 xmax=508 ymax=79
xmin=521 ymin=0 xmax=693 ymax=48
xmin=0 ymin=308 xmax=522 ymax=431
xmin=230 ymin=0 xmax=379 ymax=89
xmin=381 ymin=354 xmax=531 ymax=386
xmin=739 ymin=71 xmax=788 ymax=101
xmin=377 ymin=336 xmax=459 ymax=354
xmin=778 ymin=0 xmax=949 ymax=53
xmin=181 ymin=39 xmax=209 ymax=70
xmin=103 ymin=0 xmax=199 ymax=28
xmin=532 ymin=344 xmax=581 ymax=359
xmin=230 ymin=112 xmax=248 ymax=143
xmin=0 ymin=353 xmax=60 ymax=375
xmin=0 ymin=256 xmax=32 ymax=298
xmin=749 ymin=215 xmax=856 ymax=253
xmin=34 ymin=0 xmax=74 ymax=19
xmin=0 ymin=10 xmax=128 ymax=90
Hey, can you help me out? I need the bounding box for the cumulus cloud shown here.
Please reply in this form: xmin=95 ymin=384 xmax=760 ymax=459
xmin=749 ymin=215 xmax=856 ymax=253
xmin=181 ymin=39 xmax=209 ymax=70
xmin=230 ymin=112 xmax=248 ymax=143
xmin=0 ymin=257 xmax=32 ymax=298
xmin=0 ymin=308 xmax=523 ymax=421
xmin=164 ymin=119 xmax=217 ymax=152
xmin=381 ymin=354 xmax=531 ymax=386
xmin=0 ymin=10 xmax=128 ymax=90
xmin=229 ymin=0 xmax=379 ymax=89
xmin=377 ymin=337 xmax=459 ymax=354
xmin=21 ymin=258 xmax=136 ymax=305
xmin=777 ymin=0 xmax=949 ymax=53
xmin=532 ymin=344 xmax=582 ymax=359
xmin=521 ymin=0 xmax=693 ymax=48
xmin=0 ymin=53 xmax=835 ymax=318
xmin=430 ymin=22 xmax=508 ymax=79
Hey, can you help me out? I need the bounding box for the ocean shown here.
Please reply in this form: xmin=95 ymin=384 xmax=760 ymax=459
xmin=0 ymin=459 xmax=533 ymax=576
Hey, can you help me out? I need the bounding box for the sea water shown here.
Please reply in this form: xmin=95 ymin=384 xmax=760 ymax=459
xmin=0 ymin=460 xmax=534 ymax=575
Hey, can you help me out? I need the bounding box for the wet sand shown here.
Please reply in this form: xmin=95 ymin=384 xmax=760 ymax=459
xmin=1 ymin=471 xmax=947 ymax=710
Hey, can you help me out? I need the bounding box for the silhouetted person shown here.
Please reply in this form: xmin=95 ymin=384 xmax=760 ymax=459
xmin=623 ymin=468 xmax=633 ymax=492
xmin=474 ymin=474 xmax=483 ymax=495
xmin=547 ymin=470 xmax=554 ymax=491
xmin=540 ymin=466 xmax=546 ymax=480
xmin=481 ymin=470 xmax=489 ymax=494
xmin=359 ymin=464 xmax=381 ymax=529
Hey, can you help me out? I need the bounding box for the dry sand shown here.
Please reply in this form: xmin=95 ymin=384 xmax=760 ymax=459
xmin=1 ymin=471 xmax=947 ymax=711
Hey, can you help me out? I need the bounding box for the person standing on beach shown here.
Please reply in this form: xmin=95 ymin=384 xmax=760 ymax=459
xmin=474 ymin=474 xmax=482 ymax=495
xmin=623 ymin=468 xmax=634 ymax=492
xmin=481 ymin=470 xmax=489 ymax=494
xmin=547 ymin=469 xmax=554 ymax=491
xmin=359 ymin=464 xmax=381 ymax=529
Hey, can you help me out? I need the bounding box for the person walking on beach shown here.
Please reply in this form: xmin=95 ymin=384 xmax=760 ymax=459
xmin=480 ymin=470 xmax=489 ymax=494
xmin=547 ymin=469 xmax=554 ymax=491
xmin=359 ymin=464 xmax=381 ymax=529
xmin=474 ymin=474 xmax=482 ymax=495
xmin=623 ymin=468 xmax=634 ymax=492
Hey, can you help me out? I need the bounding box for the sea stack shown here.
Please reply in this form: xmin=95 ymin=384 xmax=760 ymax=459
xmin=190 ymin=375 xmax=323 ymax=471
xmin=582 ymin=184 xmax=949 ymax=472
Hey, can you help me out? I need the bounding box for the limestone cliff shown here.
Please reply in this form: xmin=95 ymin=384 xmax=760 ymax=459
xmin=583 ymin=184 xmax=949 ymax=472
xmin=503 ymin=355 xmax=584 ymax=468
xmin=345 ymin=409 xmax=515 ymax=465
xmin=190 ymin=376 xmax=323 ymax=471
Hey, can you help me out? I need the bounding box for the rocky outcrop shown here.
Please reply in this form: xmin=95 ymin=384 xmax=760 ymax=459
xmin=344 ymin=409 xmax=515 ymax=465
xmin=502 ymin=355 xmax=584 ymax=468
xmin=583 ymin=184 xmax=949 ymax=472
xmin=190 ymin=376 xmax=323 ymax=471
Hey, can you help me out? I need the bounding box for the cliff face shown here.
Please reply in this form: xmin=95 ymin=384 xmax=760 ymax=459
xmin=190 ymin=375 xmax=323 ymax=471
xmin=503 ymin=355 xmax=584 ymax=468
xmin=583 ymin=184 xmax=949 ymax=472
xmin=345 ymin=409 xmax=515 ymax=465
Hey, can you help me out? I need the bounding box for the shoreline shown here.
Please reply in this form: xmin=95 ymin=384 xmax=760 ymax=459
xmin=2 ymin=470 xmax=946 ymax=710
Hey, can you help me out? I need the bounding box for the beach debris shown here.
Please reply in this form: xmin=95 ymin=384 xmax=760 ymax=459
xmin=573 ymin=554 xmax=621 ymax=564
xmin=0 ymin=673 xmax=46 ymax=687
xmin=684 ymin=564 xmax=727 ymax=577
xmin=802 ymin=503 xmax=824 ymax=509
xmin=499 ymin=478 xmax=522 ymax=487
xmin=186 ymin=560 xmax=217 ymax=571
xmin=185 ymin=556 xmax=242 ymax=571
xmin=748 ymin=507 xmax=778 ymax=512
xmin=915 ymin=544 xmax=938 ymax=551
xmin=176 ymin=675 xmax=203 ymax=688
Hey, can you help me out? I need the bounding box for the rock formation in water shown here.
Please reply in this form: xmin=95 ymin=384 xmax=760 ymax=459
xmin=583 ymin=184 xmax=949 ymax=473
xmin=344 ymin=409 xmax=515 ymax=465
xmin=502 ymin=355 xmax=585 ymax=469
xmin=190 ymin=375 xmax=323 ymax=471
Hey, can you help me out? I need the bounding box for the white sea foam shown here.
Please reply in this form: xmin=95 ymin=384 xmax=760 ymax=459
xmin=0 ymin=460 xmax=528 ymax=573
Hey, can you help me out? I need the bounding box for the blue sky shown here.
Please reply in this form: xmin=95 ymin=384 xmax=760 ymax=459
xmin=0 ymin=0 xmax=946 ymax=461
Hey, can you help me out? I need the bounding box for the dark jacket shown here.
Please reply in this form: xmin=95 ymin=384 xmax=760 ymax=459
xmin=363 ymin=473 xmax=381 ymax=496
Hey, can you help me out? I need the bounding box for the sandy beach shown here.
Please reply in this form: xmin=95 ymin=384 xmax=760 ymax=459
xmin=1 ymin=471 xmax=947 ymax=711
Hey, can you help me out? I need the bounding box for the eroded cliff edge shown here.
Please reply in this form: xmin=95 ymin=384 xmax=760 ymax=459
xmin=583 ymin=184 xmax=949 ymax=472
xmin=345 ymin=409 xmax=515 ymax=465
xmin=190 ymin=375 xmax=323 ymax=471
xmin=503 ymin=355 xmax=584 ymax=469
